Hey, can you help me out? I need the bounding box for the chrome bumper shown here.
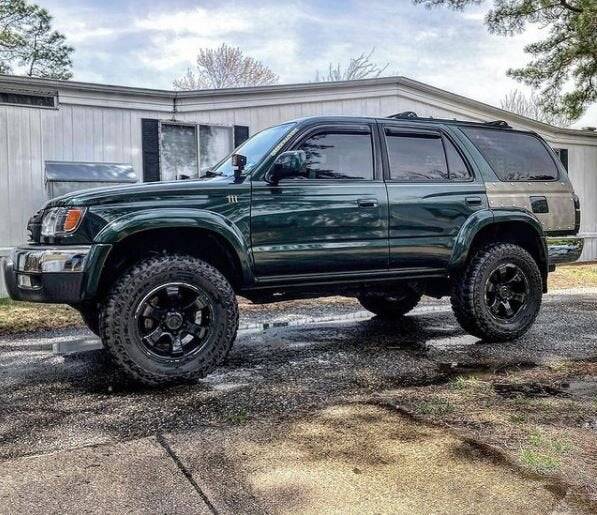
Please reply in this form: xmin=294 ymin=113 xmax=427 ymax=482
xmin=3 ymin=245 xmax=92 ymax=302
xmin=546 ymin=236 xmax=584 ymax=265
xmin=10 ymin=245 xmax=91 ymax=274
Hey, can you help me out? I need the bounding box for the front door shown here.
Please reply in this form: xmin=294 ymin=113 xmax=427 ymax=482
xmin=381 ymin=124 xmax=487 ymax=270
xmin=250 ymin=124 xmax=389 ymax=278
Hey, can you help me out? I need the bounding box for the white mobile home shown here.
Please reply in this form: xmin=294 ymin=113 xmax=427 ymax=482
xmin=1 ymin=74 xmax=596 ymax=296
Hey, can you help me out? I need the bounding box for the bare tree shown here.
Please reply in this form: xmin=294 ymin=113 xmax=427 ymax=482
xmin=173 ymin=43 xmax=278 ymax=90
xmin=314 ymin=48 xmax=390 ymax=82
xmin=499 ymin=90 xmax=572 ymax=128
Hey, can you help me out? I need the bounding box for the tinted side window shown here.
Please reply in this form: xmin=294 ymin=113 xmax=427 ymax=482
xmin=445 ymin=138 xmax=472 ymax=180
xmin=386 ymin=133 xmax=448 ymax=181
xmin=462 ymin=127 xmax=558 ymax=181
xmin=296 ymin=131 xmax=373 ymax=180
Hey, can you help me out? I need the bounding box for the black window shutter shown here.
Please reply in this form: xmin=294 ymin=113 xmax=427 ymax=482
xmin=233 ymin=125 xmax=250 ymax=148
xmin=142 ymin=119 xmax=160 ymax=182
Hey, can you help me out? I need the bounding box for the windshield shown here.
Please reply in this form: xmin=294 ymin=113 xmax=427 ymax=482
xmin=209 ymin=122 xmax=297 ymax=177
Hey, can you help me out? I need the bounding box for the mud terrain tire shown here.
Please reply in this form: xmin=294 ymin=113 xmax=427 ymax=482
xmin=451 ymin=243 xmax=542 ymax=342
xmin=100 ymin=255 xmax=238 ymax=385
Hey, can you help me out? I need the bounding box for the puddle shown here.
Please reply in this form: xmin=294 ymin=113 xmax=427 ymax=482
xmin=494 ymin=382 xmax=567 ymax=398
xmin=559 ymin=378 xmax=597 ymax=399
xmin=494 ymin=378 xmax=597 ymax=399
xmin=438 ymin=361 xmax=537 ymax=378
xmin=428 ymin=334 xmax=479 ymax=349
xmin=237 ymin=311 xmax=373 ymax=336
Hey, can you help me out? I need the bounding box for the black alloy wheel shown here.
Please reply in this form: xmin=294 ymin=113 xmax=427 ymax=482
xmin=135 ymin=282 xmax=213 ymax=360
xmin=484 ymin=263 xmax=529 ymax=321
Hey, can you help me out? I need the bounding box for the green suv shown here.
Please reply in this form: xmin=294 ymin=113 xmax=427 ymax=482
xmin=3 ymin=114 xmax=584 ymax=384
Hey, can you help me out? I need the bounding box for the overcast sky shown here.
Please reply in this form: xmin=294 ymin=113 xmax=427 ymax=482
xmin=37 ymin=0 xmax=596 ymax=127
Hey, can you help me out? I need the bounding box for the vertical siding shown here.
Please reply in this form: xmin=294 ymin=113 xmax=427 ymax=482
xmin=1 ymin=87 xmax=597 ymax=297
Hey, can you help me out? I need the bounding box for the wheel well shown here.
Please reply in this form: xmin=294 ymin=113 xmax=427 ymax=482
xmin=466 ymin=221 xmax=548 ymax=290
xmin=96 ymin=227 xmax=243 ymax=298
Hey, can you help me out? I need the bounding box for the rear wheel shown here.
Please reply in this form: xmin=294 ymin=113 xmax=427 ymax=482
xmin=100 ymin=254 xmax=238 ymax=385
xmin=451 ymin=243 xmax=542 ymax=342
xmin=357 ymin=288 xmax=422 ymax=318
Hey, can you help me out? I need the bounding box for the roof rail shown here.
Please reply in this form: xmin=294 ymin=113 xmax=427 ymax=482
xmin=387 ymin=111 xmax=418 ymax=119
xmin=484 ymin=120 xmax=511 ymax=128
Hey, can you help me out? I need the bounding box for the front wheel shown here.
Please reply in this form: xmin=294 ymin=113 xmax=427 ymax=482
xmin=100 ymin=255 xmax=239 ymax=385
xmin=451 ymin=243 xmax=542 ymax=342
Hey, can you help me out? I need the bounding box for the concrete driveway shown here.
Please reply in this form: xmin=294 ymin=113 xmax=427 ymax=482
xmin=1 ymin=290 xmax=596 ymax=513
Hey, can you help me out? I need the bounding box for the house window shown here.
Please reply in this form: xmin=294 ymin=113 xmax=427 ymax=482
xmin=0 ymin=90 xmax=56 ymax=108
xmin=160 ymin=123 xmax=199 ymax=181
xmin=141 ymin=119 xmax=239 ymax=182
xmin=199 ymin=125 xmax=234 ymax=173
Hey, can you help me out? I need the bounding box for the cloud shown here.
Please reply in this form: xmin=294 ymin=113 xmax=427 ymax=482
xmin=35 ymin=0 xmax=595 ymax=125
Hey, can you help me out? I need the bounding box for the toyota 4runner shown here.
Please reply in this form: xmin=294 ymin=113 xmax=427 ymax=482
xmin=3 ymin=114 xmax=584 ymax=384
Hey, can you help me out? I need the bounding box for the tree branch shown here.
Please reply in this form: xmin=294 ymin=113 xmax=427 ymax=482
xmin=559 ymin=1 xmax=583 ymax=14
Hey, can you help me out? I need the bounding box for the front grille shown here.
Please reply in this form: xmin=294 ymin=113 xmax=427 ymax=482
xmin=27 ymin=210 xmax=44 ymax=243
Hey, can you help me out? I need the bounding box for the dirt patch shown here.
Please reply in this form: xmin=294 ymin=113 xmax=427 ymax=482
xmin=549 ymin=264 xmax=597 ymax=290
xmin=164 ymin=403 xmax=581 ymax=514
xmin=378 ymin=361 xmax=597 ymax=504
xmin=0 ymin=299 xmax=83 ymax=335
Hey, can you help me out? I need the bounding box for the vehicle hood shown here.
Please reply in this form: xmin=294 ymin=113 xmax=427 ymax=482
xmin=45 ymin=175 xmax=240 ymax=208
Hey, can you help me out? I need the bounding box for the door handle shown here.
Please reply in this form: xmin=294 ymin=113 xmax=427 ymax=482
xmin=357 ymin=199 xmax=378 ymax=208
xmin=465 ymin=196 xmax=482 ymax=206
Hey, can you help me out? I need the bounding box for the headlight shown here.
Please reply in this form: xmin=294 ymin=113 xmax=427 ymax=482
xmin=41 ymin=207 xmax=86 ymax=237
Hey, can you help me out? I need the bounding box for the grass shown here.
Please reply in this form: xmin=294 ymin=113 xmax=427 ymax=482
xmin=518 ymin=428 xmax=572 ymax=473
xmin=225 ymin=408 xmax=250 ymax=425
xmin=519 ymin=448 xmax=560 ymax=473
xmin=449 ymin=375 xmax=491 ymax=393
xmin=414 ymin=397 xmax=455 ymax=416
xmin=0 ymin=298 xmax=82 ymax=336
xmin=548 ymin=263 xmax=597 ymax=290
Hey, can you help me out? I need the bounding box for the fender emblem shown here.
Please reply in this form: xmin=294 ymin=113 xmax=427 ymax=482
xmin=226 ymin=195 xmax=239 ymax=204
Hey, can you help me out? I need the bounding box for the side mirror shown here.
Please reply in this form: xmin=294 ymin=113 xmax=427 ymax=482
xmin=266 ymin=150 xmax=307 ymax=184
xmin=231 ymin=153 xmax=247 ymax=180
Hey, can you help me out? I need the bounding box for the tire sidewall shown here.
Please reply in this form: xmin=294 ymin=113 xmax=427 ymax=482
xmin=103 ymin=256 xmax=238 ymax=383
xmin=472 ymin=247 xmax=542 ymax=337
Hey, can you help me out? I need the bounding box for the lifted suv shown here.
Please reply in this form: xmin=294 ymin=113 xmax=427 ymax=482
xmin=4 ymin=114 xmax=583 ymax=384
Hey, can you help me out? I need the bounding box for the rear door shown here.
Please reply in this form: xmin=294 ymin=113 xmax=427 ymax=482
xmin=250 ymin=123 xmax=389 ymax=277
xmin=381 ymin=124 xmax=487 ymax=270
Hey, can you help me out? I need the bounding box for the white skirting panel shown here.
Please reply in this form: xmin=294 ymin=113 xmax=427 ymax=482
xmin=579 ymin=234 xmax=597 ymax=262
xmin=0 ymin=257 xmax=7 ymax=298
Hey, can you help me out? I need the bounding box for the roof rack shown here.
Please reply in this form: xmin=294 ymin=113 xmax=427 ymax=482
xmin=385 ymin=112 xmax=514 ymax=129
xmin=387 ymin=111 xmax=419 ymax=119
xmin=483 ymin=120 xmax=511 ymax=128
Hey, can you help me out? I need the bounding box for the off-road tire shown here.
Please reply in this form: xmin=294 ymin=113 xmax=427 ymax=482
xmin=451 ymin=243 xmax=542 ymax=342
xmin=100 ymin=254 xmax=238 ymax=385
xmin=357 ymin=289 xmax=422 ymax=318
xmin=77 ymin=305 xmax=100 ymax=336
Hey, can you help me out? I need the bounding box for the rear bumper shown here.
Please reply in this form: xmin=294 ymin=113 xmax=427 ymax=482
xmin=546 ymin=236 xmax=584 ymax=265
xmin=2 ymin=244 xmax=109 ymax=304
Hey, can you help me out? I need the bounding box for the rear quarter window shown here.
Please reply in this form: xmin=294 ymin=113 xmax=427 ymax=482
xmin=462 ymin=127 xmax=559 ymax=181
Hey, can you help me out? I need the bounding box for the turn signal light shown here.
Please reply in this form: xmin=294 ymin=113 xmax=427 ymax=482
xmin=63 ymin=208 xmax=85 ymax=232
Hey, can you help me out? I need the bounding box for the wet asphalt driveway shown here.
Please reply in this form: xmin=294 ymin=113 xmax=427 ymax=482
xmin=1 ymin=289 xmax=596 ymax=462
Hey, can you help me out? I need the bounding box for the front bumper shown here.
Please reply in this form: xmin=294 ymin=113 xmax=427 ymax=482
xmin=546 ymin=236 xmax=584 ymax=265
xmin=2 ymin=245 xmax=103 ymax=304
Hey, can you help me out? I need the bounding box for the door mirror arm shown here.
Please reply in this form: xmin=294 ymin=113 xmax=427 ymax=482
xmin=266 ymin=150 xmax=307 ymax=185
